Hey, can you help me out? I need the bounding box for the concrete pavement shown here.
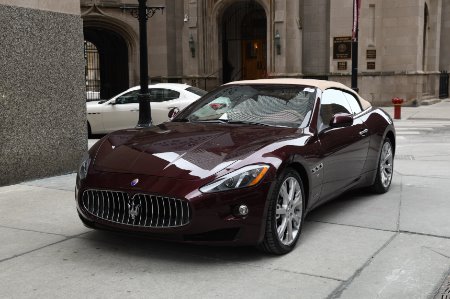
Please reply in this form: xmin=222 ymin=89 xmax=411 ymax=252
xmin=1 ymin=100 xmax=450 ymax=298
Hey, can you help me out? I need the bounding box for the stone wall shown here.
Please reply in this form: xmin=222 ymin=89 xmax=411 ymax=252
xmin=0 ymin=3 xmax=86 ymax=186
xmin=330 ymin=73 xmax=440 ymax=106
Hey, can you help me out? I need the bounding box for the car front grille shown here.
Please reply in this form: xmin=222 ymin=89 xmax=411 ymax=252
xmin=81 ymin=190 xmax=191 ymax=228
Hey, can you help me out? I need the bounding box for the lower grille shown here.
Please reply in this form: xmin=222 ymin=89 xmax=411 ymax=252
xmin=81 ymin=189 xmax=191 ymax=228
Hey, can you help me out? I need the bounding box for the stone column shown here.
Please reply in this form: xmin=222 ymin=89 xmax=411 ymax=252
xmin=271 ymin=0 xmax=302 ymax=77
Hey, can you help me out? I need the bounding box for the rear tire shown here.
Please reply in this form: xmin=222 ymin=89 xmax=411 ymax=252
xmin=370 ymin=138 xmax=394 ymax=194
xmin=258 ymin=168 xmax=305 ymax=255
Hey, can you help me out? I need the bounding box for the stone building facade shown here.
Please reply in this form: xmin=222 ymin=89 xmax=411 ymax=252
xmin=0 ymin=0 xmax=86 ymax=186
xmin=81 ymin=0 xmax=449 ymax=105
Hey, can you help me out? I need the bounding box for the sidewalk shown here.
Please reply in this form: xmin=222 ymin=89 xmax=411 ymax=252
xmin=381 ymin=98 xmax=450 ymax=121
xmin=1 ymin=99 xmax=449 ymax=298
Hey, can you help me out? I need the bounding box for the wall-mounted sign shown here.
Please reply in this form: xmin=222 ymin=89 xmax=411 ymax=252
xmin=333 ymin=36 xmax=352 ymax=60
xmin=366 ymin=49 xmax=376 ymax=59
xmin=338 ymin=61 xmax=347 ymax=70
xmin=367 ymin=61 xmax=376 ymax=70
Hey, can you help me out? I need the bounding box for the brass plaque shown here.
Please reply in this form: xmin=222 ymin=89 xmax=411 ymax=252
xmin=367 ymin=61 xmax=376 ymax=70
xmin=333 ymin=37 xmax=352 ymax=60
xmin=338 ymin=61 xmax=347 ymax=70
xmin=366 ymin=49 xmax=376 ymax=59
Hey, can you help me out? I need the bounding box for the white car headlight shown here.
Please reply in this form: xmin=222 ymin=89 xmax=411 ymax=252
xmin=78 ymin=152 xmax=91 ymax=180
xmin=200 ymin=164 xmax=270 ymax=193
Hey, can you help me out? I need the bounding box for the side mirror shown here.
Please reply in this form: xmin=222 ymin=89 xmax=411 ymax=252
xmin=168 ymin=107 xmax=180 ymax=120
xmin=330 ymin=113 xmax=353 ymax=128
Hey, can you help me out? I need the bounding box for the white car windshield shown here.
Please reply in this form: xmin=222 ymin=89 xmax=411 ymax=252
xmin=175 ymin=84 xmax=316 ymax=128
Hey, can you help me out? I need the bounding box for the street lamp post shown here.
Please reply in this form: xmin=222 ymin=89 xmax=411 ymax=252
xmin=351 ymin=0 xmax=361 ymax=93
xmin=122 ymin=1 xmax=164 ymax=128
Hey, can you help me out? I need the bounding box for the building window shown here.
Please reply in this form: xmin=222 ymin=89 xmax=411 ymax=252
xmin=369 ymin=4 xmax=376 ymax=46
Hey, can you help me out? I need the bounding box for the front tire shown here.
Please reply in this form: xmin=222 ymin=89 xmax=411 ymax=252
xmin=370 ymin=138 xmax=394 ymax=194
xmin=258 ymin=168 xmax=305 ymax=255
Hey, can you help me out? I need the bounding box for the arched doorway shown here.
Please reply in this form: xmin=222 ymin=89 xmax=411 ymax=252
xmin=84 ymin=27 xmax=129 ymax=100
xmin=222 ymin=1 xmax=267 ymax=83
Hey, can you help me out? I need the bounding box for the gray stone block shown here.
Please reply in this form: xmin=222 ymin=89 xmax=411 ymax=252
xmin=0 ymin=4 xmax=87 ymax=186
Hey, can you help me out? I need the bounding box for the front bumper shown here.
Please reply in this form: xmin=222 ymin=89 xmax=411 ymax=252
xmin=76 ymin=171 xmax=272 ymax=246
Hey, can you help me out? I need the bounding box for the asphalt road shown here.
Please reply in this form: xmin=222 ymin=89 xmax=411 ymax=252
xmin=1 ymin=100 xmax=450 ymax=298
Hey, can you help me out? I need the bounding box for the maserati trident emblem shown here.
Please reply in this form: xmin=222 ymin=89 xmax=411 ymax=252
xmin=128 ymin=200 xmax=141 ymax=220
xmin=130 ymin=178 xmax=139 ymax=187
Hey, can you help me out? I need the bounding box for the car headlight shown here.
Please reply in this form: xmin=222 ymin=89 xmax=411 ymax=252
xmin=78 ymin=152 xmax=91 ymax=180
xmin=199 ymin=164 xmax=269 ymax=193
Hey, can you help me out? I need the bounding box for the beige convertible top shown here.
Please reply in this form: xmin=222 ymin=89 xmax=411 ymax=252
xmin=226 ymin=78 xmax=371 ymax=110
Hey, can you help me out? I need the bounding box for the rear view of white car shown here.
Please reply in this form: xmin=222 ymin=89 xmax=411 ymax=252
xmin=86 ymin=83 xmax=206 ymax=135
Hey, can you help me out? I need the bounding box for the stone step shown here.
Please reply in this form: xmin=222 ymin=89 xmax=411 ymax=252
xmin=421 ymin=98 xmax=441 ymax=106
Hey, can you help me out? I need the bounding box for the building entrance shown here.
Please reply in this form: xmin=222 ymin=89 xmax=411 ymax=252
xmin=222 ymin=2 xmax=267 ymax=83
xmin=84 ymin=27 xmax=129 ymax=100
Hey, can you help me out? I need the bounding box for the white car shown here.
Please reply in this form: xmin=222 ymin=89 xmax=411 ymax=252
xmin=86 ymin=83 xmax=206 ymax=135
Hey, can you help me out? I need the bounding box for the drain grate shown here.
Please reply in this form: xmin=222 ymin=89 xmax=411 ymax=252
xmin=435 ymin=275 xmax=450 ymax=299
xmin=395 ymin=155 xmax=415 ymax=160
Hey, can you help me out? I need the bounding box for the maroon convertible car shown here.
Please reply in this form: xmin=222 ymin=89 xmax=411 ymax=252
xmin=76 ymin=79 xmax=395 ymax=254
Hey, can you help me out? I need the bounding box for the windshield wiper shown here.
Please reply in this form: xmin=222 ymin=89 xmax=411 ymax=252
xmin=227 ymin=120 xmax=268 ymax=126
xmin=191 ymin=119 xmax=228 ymax=123
xmin=171 ymin=118 xmax=189 ymax=122
xmin=228 ymin=120 xmax=288 ymax=128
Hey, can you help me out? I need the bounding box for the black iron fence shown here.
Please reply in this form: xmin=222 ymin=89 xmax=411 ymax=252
xmin=84 ymin=41 xmax=101 ymax=101
xmin=439 ymin=70 xmax=449 ymax=99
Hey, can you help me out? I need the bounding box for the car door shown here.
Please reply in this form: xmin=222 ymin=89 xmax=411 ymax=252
xmin=149 ymin=88 xmax=181 ymax=124
xmin=318 ymin=89 xmax=370 ymax=200
xmin=102 ymin=90 xmax=139 ymax=132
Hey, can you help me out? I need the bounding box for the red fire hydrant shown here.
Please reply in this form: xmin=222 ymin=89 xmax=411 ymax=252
xmin=392 ymin=97 xmax=404 ymax=120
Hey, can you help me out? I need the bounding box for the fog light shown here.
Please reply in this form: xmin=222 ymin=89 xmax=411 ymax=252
xmin=238 ymin=205 xmax=249 ymax=216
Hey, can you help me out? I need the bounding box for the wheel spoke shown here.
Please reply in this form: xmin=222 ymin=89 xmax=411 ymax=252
xmin=292 ymin=214 xmax=301 ymax=226
xmin=278 ymin=218 xmax=287 ymax=239
xmin=287 ymin=219 xmax=293 ymax=242
xmin=292 ymin=192 xmax=302 ymax=208
xmin=383 ymin=153 xmax=392 ymax=164
xmin=276 ymin=207 xmax=287 ymax=215
xmin=288 ymin=179 xmax=298 ymax=202
xmin=280 ymin=184 xmax=289 ymax=205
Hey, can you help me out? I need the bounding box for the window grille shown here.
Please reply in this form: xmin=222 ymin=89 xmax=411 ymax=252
xmin=84 ymin=41 xmax=101 ymax=101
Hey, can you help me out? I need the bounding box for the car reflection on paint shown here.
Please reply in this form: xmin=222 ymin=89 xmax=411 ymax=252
xmin=76 ymin=79 xmax=395 ymax=255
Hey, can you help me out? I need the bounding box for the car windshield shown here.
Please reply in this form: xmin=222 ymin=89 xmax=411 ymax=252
xmin=174 ymin=84 xmax=316 ymax=128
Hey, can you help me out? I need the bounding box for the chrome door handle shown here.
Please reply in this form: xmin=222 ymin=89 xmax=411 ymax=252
xmin=359 ymin=129 xmax=369 ymax=137
xmin=130 ymin=109 xmax=139 ymax=112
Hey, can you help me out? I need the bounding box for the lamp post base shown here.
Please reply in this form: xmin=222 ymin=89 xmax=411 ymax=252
xmin=136 ymin=93 xmax=153 ymax=128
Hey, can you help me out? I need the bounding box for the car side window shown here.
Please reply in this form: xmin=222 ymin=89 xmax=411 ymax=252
xmin=115 ymin=91 xmax=139 ymax=104
xmin=320 ymin=89 xmax=352 ymax=129
xmin=149 ymin=89 xmax=180 ymax=102
xmin=342 ymin=91 xmax=362 ymax=115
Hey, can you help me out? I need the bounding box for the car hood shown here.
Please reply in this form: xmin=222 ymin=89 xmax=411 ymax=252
xmin=92 ymin=122 xmax=301 ymax=181
xmin=86 ymin=100 xmax=102 ymax=106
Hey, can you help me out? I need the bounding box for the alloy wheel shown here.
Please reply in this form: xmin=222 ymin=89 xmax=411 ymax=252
xmin=275 ymin=177 xmax=303 ymax=246
xmin=380 ymin=141 xmax=393 ymax=188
